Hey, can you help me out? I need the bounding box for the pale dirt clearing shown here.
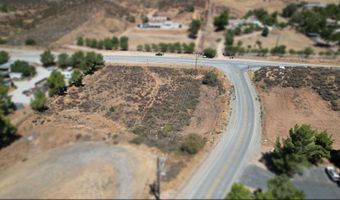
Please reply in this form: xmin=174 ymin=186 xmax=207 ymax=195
xmin=0 ymin=142 xmax=155 ymax=199
xmin=258 ymin=87 xmax=340 ymax=151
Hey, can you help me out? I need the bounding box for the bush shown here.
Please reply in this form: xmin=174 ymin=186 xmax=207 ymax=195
xmin=111 ymin=36 xmax=119 ymax=50
xmin=10 ymin=60 xmax=36 ymax=78
xmin=76 ymin=37 xmax=84 ymax=46
xmin=226 ymin=183 xmax=253 ymax=200
xmin=144 ymin=44 xmax=151 ymax=52
xmin=0 ymin=79 xmax=14 ymax=115
xmin=202 ymin=71 xmax=218 ymax=86
xmin=303 ymin=47 xmax=314 ymax=58
xmin=261 ymin=26 xmax=269 ymax=37
xmin=70 ymin=51 xmax=85 ymax=68
xmin=270 ymin=45 xmax=286 ymax=56
xmin=203 ymin=48 xmax=217 ymax=58
xmin=0 ymin=3 xmax=16 ymax=13
xmin=0 ymin=113 xmax=17 ymax=149
xmin=57 ymin=53 xmax=71 ymax=69
xmin=25 ymin=38 xmax=36 ymax=46
xmin=83 ymin=52 xmax=104 ymax=75
xmin=69 ymin=70 xmax=83 ymax=87
xmin=188 ymin=19 xmax=201 ymax=38
xmin=47 ymin=70 xmax=66 ymax=97
xmin=137 ymin=44 xmax=143 ymax=51
xmin=30 ymin=90 xmax=47 ymax=112
xmin=180 ymin=133 xmax=205 ymax=154
xmin=0 ymin=37 xmax=7 ymax=44
xmin=104 ymin=38 xmax=113 ymax=50
xmin=0 ymin=50 xmax=9 ymax=65
xmin=40 ymin=50 xmax=55 ymax=67
xmin=213 ymin=9 xmax=229 ymax=31
xmin=120 ymin=36 xmax=129 ymax=51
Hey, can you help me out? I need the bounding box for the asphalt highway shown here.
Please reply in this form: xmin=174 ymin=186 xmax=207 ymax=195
xmin=3 ymin=48 xmax=337 ymax=199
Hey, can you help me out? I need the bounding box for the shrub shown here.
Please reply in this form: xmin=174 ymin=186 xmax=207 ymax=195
xmin=144 ymin=44 xmax=151 ymax=52
xmin=119 ymin=36 xmax=129 ymax=51
xmin=76 ymin=37 xmax=84 ymax=46
xmin=137 ymin=44 xmax=143 ymax=51
xmin=203 ymin=48 xmax=217 ymax=58
xmin=10 ymin=60 xmax=36 ymax=78
xmin=188 ymin=19 xmax=201 ymax=38
xmin=104 ymin=38 xmax=113 ymax=50
xmin=0 ymin=38 xmax=7 ymax=44
xmin=0 ymin=79 xmax=14 ymax=115
xmin=180 ymin=133 xmax=205 ymax=154
xmin=111 ymin=36 xmax=119 ymax=50
xmin=213 ymin=9 xmax=229 ymax=31
xmin=40 ymin=50 xmax=55 ymax=67
xmin=261 ymin=26 xmax=269 ymax=37
xmin=25 ymin=38 xmax=36 ymax=45
xmin=69 ymin=70 xmax=83 ymax=87
xmin=0 ymin=113 xmax=17 ymax=149
xmin=270 ymin=45 xmax=286 ymax=56
xmin=202 ymin=71 xmax=218 ymax=86
xmin=226 ymin=183 xmax=253 ymax=200
xmin=47 ymin=70 xmax=66 ymax=97
xmin=70 ymin=51 xmax=85 ymax=68
xmin=0 ymin=50 xmax=9 ymax=65
xmin=57 ymin=53 xmax=71 ymax=69
xmin=30 ymin=90 xmax=47 ymax=112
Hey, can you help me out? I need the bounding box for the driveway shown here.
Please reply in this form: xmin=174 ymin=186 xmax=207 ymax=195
xmin=239 ymin=164 xmax=340 ymax=199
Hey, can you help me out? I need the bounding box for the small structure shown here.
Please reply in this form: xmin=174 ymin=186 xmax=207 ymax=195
xmin=227 ymin=16 xmax=264 ymax=29
xmin=304 ymin=2 xmax=326 ymax=10
xmin=137 ymin=16 xmax=182 ymax=29
xmin=0 ymin=63 xmax=10 ymax=77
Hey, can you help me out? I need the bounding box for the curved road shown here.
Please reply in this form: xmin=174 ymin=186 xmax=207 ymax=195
xmin=3 ymin=48 xmax=337 ymax=199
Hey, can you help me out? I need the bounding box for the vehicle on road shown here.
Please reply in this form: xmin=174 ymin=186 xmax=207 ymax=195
xmin=155 ymin=52 xmax=164 ymax=56
xmin=325 ymin=166 xmax=340 ymax=182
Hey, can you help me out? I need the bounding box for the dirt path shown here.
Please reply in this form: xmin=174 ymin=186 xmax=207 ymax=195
xmin=0 ymin=142 xmax=155 ymax=199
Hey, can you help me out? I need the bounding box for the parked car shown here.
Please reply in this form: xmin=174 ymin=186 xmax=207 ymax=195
xmin=325 ymin=166 xmax=340 ymax=182
xmin=155 ymin=52 xmax=164 ymax=56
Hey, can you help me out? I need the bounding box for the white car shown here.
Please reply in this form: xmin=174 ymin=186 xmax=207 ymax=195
xmin=325 ymin=166 xmax=340 ymax=182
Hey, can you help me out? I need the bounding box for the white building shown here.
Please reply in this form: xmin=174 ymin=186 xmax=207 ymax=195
xmin=137 ymin=15 xmax=182 ymax=29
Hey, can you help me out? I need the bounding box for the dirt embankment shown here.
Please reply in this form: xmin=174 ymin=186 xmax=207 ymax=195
xmin=252 ymin=66 xmax=340 ymax=150
xmin=0 ymin=64 xmax=231 ymax=198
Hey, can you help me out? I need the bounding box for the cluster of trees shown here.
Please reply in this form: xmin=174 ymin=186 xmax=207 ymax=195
xmin=214 ymin=9 xmax=229 ymax=31
xmin=286 ymin=3 xmax=340 ymax=43
xmin=188 ymin=19 xmax=201 ymax=38
xmin=245 ymin=8 xmax=278 ymax=26
xmin=271 ymin=124 xmax=334 ymax=175
xmin=10 ymin=61 xmax=36 ymax=78
xmin=0 ymin=77 xmax=17 ymax=148
xmin=137 ymin=42 xmax=196 ymax=54
xmin=0 ymin=3 xmax=16 ymax=13
xmin=77 ymin=36 xmax=129 ymax=51
xmin=0 ymin=50 xmax=9 ymax=65
xmin=226 ymin=175 xmax=305 ymax=200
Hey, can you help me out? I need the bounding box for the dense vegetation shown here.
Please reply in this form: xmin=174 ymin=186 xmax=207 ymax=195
xmin=138 ymin=42 xmax=195 ymax=54
xmin=270 ymin=124 xmax=333 ymax=175
xmin=47 ymin=71 xmax=66 ymax=97
xmin=180 ymin=133 xmax=205 ymax=154
xmin=226 ymin=175 xmax=305 ymax=200
xmin=203 ymin=48 xmax=217 ymax=58
xmin=10 ymin=61 xmax=36 ymax=78
xmin=245 ymin=8 xmax=278 ymax=26
xmin=0 ymin=3 xmax=16 ymax=13
xmin=40 ymin=50 xmax=55 ymax=67
xmin=77 ymin=35 xmax=128 ymax=51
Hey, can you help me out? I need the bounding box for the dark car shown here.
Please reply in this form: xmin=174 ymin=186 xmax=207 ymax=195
xmin=155 ymin=52 xmax=164 ymax=56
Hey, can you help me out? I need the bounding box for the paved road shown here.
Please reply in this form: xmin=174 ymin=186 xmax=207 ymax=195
xmin=3 ymin=47 xmax=338 ymax=199
xmin=240 ymin=165 xmax=340 ymax=199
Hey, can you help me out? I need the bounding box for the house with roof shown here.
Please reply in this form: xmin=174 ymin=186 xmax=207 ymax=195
xmin=137 ymin=15 xmax=182 ymax=29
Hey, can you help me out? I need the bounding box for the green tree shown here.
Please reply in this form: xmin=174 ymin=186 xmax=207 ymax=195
xmin=89 ymin=38 xmax=97 ymax=48
xmin=261 ymin=26 xmax=269 ymax=37
xmin=225 ymin=31 xmax=234 ymax=46
xmin=10 ymin=60 xmax=36 ymax=78
xmin=25 ymin=38 xmax=36 ymax=45
xmin=214 ymin=9 xmax=229 ymax=31
xmin=40 ymin=50 xmax=55 ymax=67
xmin=112 ymin=36 xmax=119 ymax=50
xmin=174 ymin=42 xmax=182 ymax=53
xmin=0 ymin=50 xmax=9 ymax=65
xmin=226 ymin=183 xmax=253 ymax=200
xmin=69 ymin=70 xmax=83 ymax=87
xmin=47 ymin=71 xmax=66 ymax=97
xmin=270 ymin=45 xmax=286 ymax=56
xmin=76 ymin=37 xmax=84 ymax=46
xmin=0 ymin=79 xmax=13 ymax=115
xmin=137 ymin=44 xmax=143 ymax=51
xmin=70 ymin=51 xmax=85 ymax=68
xmin=57 ymin=53 xmax=71 ymax=69
xmin=83 ymin=52 xmax=104 ymax=74
xmin=303 ymin=47 xmax=314 ymax=58
xmin=315 ymin=131 xmax=334 ymax=152
xmin=144 ymin=44 xmax=151 ymax=52
xmin=267 ymin=175 xmax=305 ymax=200
xmin=254 ymin=190 xmax=274 ymax=200
xmin=97 ymin=40 xmax=104 ymax=49
xmin=0 ymin=113 xmax=17 ymax=148
xmin=188 ymin=19 xmax=201 ymax=38
xmin=203 ymin=48 xmax=217 ymax=58
xmin=282 ymin=3 xmax=299 ymax=18
xmin=30 ymin=89 xmax=47 ymax=112
xmin=104 ymin=38 xmax=113 ymax=50
xmin=180 ymin=133 xmax=205 ymax=154
xmin=119 ymin=36 xmax=129 ymax=51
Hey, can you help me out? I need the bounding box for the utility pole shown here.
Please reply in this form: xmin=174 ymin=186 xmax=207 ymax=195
xmin=156 ymin=157 xmax=161 ymax=200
